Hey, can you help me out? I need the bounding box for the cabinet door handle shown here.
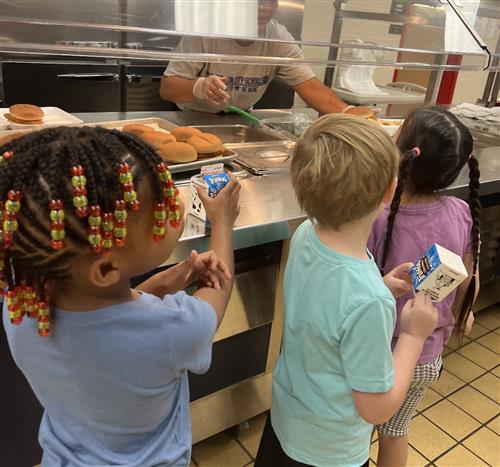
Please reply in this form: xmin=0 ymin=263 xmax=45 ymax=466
xmin=56 ymin=73 xmax=119 ymax=82
xmin=125 ymin=74 xmax=163 ymax=83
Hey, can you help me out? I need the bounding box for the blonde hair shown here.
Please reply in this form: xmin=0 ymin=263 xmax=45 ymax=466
xmin=291 ymin=114 xmax=399 ymax=229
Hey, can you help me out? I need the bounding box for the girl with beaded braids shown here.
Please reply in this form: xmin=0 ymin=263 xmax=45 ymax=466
xmin=367 ymin=106 xmax=480 ymax=467
xmin=0 ymin=126 xmax=240 ymax=467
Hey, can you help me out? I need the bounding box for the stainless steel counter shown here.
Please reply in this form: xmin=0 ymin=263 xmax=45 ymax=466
xmin=75 ymin=111 xmax=500 ymax=264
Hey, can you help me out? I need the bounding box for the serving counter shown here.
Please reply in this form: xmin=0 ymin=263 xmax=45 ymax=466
xmin=75 ymin=110 xmax=500 ymax=257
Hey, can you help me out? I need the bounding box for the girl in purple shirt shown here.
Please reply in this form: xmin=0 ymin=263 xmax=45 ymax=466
xmin=368 ymin=106 xmax=480 ymax=467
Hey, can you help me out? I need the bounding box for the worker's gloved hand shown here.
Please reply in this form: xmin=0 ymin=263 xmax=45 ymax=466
xmin=193 ymin=75 xmax=230 ymax=105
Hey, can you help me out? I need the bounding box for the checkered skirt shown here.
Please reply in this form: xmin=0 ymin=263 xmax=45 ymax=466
xmin=377 ymin=355 xmax=443 ymax=437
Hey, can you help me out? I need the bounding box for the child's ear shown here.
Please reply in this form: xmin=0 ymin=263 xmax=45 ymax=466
xmin=382 ymin=177 xmax=398 ymax=204
xmin=87 ymin=256 xmax=121 ymax=288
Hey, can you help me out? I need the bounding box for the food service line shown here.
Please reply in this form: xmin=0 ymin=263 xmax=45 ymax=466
xmin=74 ymin=111 xmax=500 ymax=265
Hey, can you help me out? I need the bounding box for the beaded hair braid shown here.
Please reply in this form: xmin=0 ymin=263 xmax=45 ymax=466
xmin=0 ymin=126 xmax=180 ymax=336
xmin=380 ymin=106 xmax=480 ymax=338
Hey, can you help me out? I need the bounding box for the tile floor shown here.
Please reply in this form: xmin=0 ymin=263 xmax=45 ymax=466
xmin=190 ymin=303 xmax=500 ymax=467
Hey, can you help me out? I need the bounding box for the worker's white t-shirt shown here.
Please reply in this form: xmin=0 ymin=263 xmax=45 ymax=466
xmin=164 ymin=20 xmax=315 ymax=113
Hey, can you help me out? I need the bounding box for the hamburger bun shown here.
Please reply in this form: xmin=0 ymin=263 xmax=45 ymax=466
xmin=141 ymin=131 xmax=177 ymax=148
xmin=187 ymin=133 xmax=223 ymax=155
xmin=344 ymin=106 xmax=375 ymax=119
xmin=158 ymin=142 xmax=198 ymax=163
xmin=7 ymin=104 xmax=44 ymax=124
xmin=171 ymin=126 xmax=202 ymax=142
xmin=122 ymin=124 xmax=155 ymax=136
xmin=0 ymin=131 xmax=29 ymax=147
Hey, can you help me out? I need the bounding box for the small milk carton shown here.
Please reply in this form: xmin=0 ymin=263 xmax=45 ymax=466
xmin=409 ymin=244 xmax=468 ymax=302
xmin=189 ymin=163 xmax=231 ymax=221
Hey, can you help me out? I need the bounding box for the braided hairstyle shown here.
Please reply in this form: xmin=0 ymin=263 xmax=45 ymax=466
xmin=0 ymin=126 xmax=176 ymax=334
xmin=380 ymin=106 xmax=480 ymax=337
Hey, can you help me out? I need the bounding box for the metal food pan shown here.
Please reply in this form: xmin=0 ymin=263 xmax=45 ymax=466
xmin=168 ymin=148 xmax=238 ymax=174
xmin=192 ymin=124 xmax=287 ymax=143
xmin=85 ymin=118 xmax=238 ymax=173
xmin=229 ymin=141 xmax=295 ymax=175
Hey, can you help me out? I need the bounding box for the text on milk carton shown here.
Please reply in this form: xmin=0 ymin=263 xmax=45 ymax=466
xmin=409 ymin=244 xmax=468 ymax=302
xmin=189 ymin=163 xmax=231 ymax=221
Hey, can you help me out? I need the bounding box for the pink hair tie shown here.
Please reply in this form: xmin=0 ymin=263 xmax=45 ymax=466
xmin=412 ymin=147 xmax=421 ymax=157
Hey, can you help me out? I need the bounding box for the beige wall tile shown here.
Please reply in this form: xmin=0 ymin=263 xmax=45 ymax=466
xmin=449 ymin=386 xmax=499 ymax=423
xmin=434 ymin=445 xmax=488 ymax=466
xmin=407 ymin=415 xmax=455 ymax=460
xmin=423 ymin=400 xmax=481 ymax=441
xmin=463 ymin=427 xmax=500 ymax=466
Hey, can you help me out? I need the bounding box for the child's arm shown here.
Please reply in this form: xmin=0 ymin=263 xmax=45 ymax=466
xmin=136 ymin=250 xmax=231 ymax=297
xmin=193 ymin=176 xmax=241 ymax=329
xmin=452 ymin=252 xmax=480 ymax=335
xmin=352 ymin=293 xmax=437 ymax=425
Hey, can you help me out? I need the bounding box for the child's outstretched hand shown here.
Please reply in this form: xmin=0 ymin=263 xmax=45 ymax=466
xmin=182 ymin=249 xmax=231 ymax=290
xmin=196 ymin=174 xmax=241 ymax=227
xmin=383 ymin=262 xmax=414 ymax=298
xmin=400 ymin=292 xmax=438 ymax=341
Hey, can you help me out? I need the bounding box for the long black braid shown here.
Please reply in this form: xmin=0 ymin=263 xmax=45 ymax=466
xmin=0 ymin=126 xmax=166 ymax=295
xmin=380 ymin=149 xmax=417 ymax=274
xmin=380 ymin=106 xmax=480 ymax=337
xmin=454 ymin=155 xmax=481 ymax=336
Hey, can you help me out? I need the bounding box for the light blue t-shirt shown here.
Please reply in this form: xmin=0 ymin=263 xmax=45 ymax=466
xmin=271 ymin=220 xmax=396 ymax=467
xmin=3 ymin=291 xmax=216 ymax=467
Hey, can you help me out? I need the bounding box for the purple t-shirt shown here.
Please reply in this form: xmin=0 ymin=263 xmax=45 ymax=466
xmin=368 ymin=196 xmax=472 ymax=363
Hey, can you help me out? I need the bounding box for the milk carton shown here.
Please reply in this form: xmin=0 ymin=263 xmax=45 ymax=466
xmin=189 ymin=163 xmax=231 ymax=221
xmin=409 ymin=244 xmax=468 ymax=302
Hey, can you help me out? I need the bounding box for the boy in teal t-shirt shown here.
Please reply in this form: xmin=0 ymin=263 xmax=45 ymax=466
xmin=256 ymin=115 xmax=438 ymax=467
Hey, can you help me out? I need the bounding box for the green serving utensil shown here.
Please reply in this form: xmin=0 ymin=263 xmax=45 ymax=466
xmin=225 ymin=105 xmax=261 ymax=127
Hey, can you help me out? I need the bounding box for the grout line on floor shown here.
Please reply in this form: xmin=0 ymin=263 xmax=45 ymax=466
xmin=235 ymin=438 xmax=256 ymax=462
xmin=459 ymin=440 xmax=495 ymax=467
xmin=443 ymin=376 xmax=500 ymax=424
xmin=474 ymin=335 xmax=500 ymax=356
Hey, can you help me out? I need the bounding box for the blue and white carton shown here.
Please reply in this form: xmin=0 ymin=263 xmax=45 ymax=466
xmin=190 ymin=163 xmax=231 ymax=221
xmin=409 ymin=244 xmax=468 ymax=302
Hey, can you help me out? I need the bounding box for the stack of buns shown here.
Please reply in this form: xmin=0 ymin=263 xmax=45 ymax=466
xmin=122 ymin=124 xmax=224 ymax=164
xmin=4 ymin=104 xmax=44 ymax=125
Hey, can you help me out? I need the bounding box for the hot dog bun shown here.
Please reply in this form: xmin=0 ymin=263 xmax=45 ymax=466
xmin=171 ymin=126 xmax=202 ymax=142
xmin=187 ymin=133 xmax=223 ymax=155
xmin=344 ymin=106 xmax=375 ymax=119
xmin=158 ymin=142 xmax=198 ymax=163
